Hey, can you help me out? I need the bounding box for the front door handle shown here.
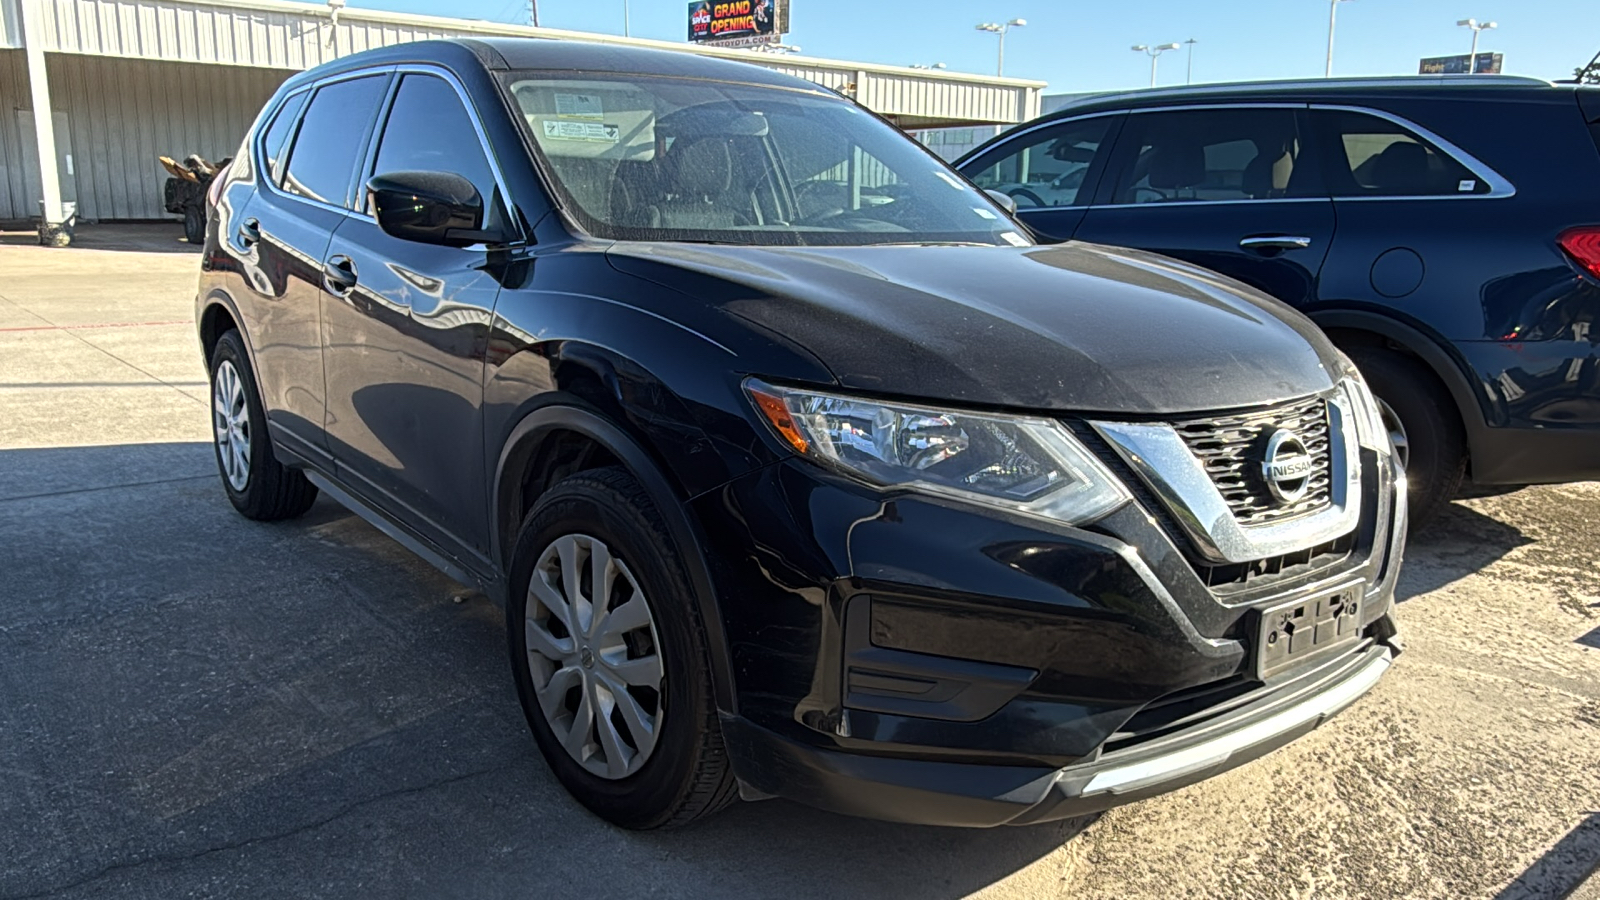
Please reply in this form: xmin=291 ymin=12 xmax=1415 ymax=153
xmin=237 ymin=218 xmax=260 ymax=249
xmin=1239 ymin=234 xmax=1313 ymax=252
xmin=322 ymin=255 xmax=358 ymax=295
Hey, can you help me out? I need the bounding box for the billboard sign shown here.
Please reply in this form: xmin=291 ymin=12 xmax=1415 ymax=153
xmin=688 ymin=0 xmax=788 ymax=45
xmin=1419 ymin=52 xmax=1503 ymax=75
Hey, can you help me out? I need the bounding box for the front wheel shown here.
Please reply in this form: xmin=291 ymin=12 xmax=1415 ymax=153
xmin=507 ymin=466 xmax=736 ymax=829
xmin=1344 ymin=347 xmax=1465 ymax=527
xmin=208 ymin=329 xmax=318 ymax=520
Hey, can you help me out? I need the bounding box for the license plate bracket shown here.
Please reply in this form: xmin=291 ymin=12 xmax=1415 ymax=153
xmin=1254 ymin=584 xmax=1363 ymax=680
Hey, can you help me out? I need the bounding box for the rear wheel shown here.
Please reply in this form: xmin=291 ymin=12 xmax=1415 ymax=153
xmin=209 ymin=329 xmax=318 ymax=520
xmin=507 ymin=466 xmax=736 ymax=829
xmin=183 ymin=206 xmax=205 ymax=244
xmin=1344 ymin=347 xmax=1465 ymax=527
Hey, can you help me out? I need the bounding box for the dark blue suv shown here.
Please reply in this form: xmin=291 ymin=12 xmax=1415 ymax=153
xmin=958 ymin=77 xmax=1600 ymax=524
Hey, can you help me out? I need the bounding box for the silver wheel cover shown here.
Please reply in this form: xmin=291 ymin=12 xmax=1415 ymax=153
xmin=1376 ymin=396 xmax=1409 ymax=471
xmin=212 ymin=360 xmax=251 ymax=492
xmin=525 ymin=533 xmax=665 ymax=780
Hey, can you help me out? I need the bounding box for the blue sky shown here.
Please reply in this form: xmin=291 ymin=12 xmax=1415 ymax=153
xmin=343 ymin=0 xmax=1600 ymax=92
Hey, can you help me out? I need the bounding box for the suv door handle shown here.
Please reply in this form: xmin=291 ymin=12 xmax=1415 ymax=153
xmin=237 ymin=218 xmax=260 ymax=249
xmin=322 ymin=255 xmax=358 ymax=295
xmin=1239 ymin=234 xmax=1312 ymax=252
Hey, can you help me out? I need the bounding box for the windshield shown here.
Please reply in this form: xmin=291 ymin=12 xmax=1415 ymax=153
xmin=503 ymin=73 xmax=1030 ymax=247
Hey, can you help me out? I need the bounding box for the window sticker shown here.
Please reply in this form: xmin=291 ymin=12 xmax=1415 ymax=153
xmin=1458 ymin=179 xmax=1477 ymax=192
xmin=543 ymin=120 xmax=620 ymax=143
xmin=934 ymin=171 xmax=966 ymax=190
xmin=554 ymin=92 xmax=604 ymax=120
xmin=1000 ymin=231 xmax=1029 ymax=247
xmin=972 ymin=207 xmax=998 ymax=220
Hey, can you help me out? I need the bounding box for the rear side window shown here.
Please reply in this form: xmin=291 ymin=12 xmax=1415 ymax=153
xmin=966 ymin=117 xmax=1112 ymax=209
xmin=1316 ymin=109 xmax=1488 ymax=196
xmin=369 ymin=74 xmax=498 ymax=213
xmin=1107 ymin=107 xmax=1311 ymax=204
xmin=282 ymin=75 xmax=388 ymax=208
xmin=259 ymin=89 xmax=308 ymax=186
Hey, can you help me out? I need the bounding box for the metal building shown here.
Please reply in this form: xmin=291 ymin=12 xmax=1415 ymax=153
xmin=0 ymin=0 xmax=1044 ymax=239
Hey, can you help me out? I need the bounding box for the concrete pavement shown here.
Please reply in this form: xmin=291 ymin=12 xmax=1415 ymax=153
xmin=3 ymin=225 xmax=1599 ymax=899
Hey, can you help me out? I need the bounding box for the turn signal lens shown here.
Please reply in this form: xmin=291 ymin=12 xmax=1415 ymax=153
xmin=748 ymin=385 xmax=809 ymax=454
xmin=1558 ymin=226 xmax=1600 ymax=281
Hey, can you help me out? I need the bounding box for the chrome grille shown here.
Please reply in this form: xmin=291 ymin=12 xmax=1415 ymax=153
xmin=1173 ymin=396 xmax=1333 ymax=526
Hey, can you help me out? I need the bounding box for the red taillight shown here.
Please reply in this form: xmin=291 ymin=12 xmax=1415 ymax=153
xmin=1558 ymin=226 xmax=1600 ymax=280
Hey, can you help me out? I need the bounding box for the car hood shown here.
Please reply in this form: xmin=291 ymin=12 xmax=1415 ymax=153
xmin=605 ymin=241 xmax=1342 ymax=416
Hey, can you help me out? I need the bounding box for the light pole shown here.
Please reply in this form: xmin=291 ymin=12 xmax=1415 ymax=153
xmin=623 ymin=0 xmax=629 ymax=36
xmin=975 ymin=19 xmax=1026 ymax=77
xmin=1132 ymin=43 xmax=1181 ymax=88
xmin=1326 ymin=0 xmax=1354 ymax=77
xmin=1184 ymin=38 xmax=1199 ymax=84
xmin=1457 ymin=18 xmax=1498 ymax=73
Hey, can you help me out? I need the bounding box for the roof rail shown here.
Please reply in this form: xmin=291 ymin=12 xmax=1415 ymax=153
xmin=1044 ymin=74 xmax=1556 ymax=115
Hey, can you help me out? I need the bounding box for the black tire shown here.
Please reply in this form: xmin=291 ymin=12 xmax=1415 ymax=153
xmin=183 ymin=206 xmax=205 ymax=244
xmin=1344 ymin=347 xmax=1465 ymax=527
xmin=507 ymin=466 xmax=736 ymax=830
xmin=208 ymin=330 xmax=318 ymax=520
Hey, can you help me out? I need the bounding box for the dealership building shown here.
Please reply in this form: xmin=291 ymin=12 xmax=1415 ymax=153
xmin=0 ymin=0 xmax=1044 ymax=239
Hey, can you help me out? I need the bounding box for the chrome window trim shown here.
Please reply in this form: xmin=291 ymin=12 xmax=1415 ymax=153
xmin=260 ymin=66 xmax=395 ymax=222
xmin=1090 ymin=393 xmax=1362 ymax=564
xmin=1310 ymin=103 xmax=1515 ymax=200
xmin=1076 ymin=197 xmax=1328 ymax=212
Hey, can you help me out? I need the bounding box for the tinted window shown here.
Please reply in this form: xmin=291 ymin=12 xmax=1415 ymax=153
xmin=1109 ymin=108 xmax=1309 ymax=204
xmin=968 ymin=118 xmax=1111 ymax=209
xmin=370 ymin=74 xmax=497 ymax=213
xmin=1317 ymin=110 xmax=1487 ymax=196
xmin=260 ymin=90 xmax=307 ymax=186
xmin=504 ymin=73 xmax=1027 ymax=247
xmin=282 ymin=75 xmax=387 ymax=208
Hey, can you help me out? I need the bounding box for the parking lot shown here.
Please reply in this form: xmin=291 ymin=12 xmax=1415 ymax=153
xmin=2 ymin=224 xmax=1599 ymax=899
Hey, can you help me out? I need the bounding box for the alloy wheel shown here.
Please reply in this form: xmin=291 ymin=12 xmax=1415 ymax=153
xmin=1376 ymin=396 xmax=1410 ymax=471
xmin=525 ymin=533 xmax=665 ymax=780
xmin=212 ymin=360 xmax=251 ymax=491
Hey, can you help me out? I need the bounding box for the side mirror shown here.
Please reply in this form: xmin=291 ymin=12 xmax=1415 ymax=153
xmin=368 ymin=171 xmax=501 ymax=247
xmin=984 ymin=189 xmax=1018 ymax=215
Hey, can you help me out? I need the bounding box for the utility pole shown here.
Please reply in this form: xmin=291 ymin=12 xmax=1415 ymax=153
xmin=1327 ymin=0 xmax=1353 ymax=77
xmin=1184 ymin=38 xmax=1198 ymax=84
xmin=528 ymin=0 xmax=539 ymax=27
xmin=623 ymin=0 xmax=630 ymax=37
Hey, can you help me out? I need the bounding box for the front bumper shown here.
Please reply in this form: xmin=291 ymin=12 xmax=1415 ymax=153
xmin=722 ymin=638 xmax=1396 ymax=827
xmin=690 ymin=436 xmax=1402 ymax=824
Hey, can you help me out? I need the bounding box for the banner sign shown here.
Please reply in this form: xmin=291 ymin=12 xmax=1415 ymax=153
xmin=1419 ymin=52 xmax=1503 ymax=75
xmin=688 ymin=0 xmax=789 ymax=45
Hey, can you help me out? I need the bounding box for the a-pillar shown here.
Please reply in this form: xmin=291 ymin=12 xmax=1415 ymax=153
xmin=19 ymin=0 xmax=70 ymax=246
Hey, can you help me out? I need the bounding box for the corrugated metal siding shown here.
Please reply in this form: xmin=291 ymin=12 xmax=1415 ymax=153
xmin=0 ymin=51 xmax=288 ymax=219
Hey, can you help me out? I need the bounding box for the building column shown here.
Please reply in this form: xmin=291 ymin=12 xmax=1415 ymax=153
xmin=19 ymin=0 xmax=68 ymax=246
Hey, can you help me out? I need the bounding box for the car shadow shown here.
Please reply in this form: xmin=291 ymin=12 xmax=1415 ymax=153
xmin=1393 ymin=498 xmax=1534 ymax=603
xmin=0 ymin=441 xmax=1083 ymax=899
xmin=1493 ymin=812 xmax=1600 ymax=898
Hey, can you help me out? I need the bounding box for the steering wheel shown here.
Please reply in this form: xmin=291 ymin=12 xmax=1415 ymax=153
xmin=1008 ymin=187 xmax=1045 ymax=209
xmin=1131 ymin=186 xmax=1169 ymax=204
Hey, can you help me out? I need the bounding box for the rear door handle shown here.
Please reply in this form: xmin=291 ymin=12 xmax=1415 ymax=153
xmin=237 ymin=218 xmax=260 ymax=249
xmin=322 ymin=255 xmax=358 ymax=295
xmin=1239 ymin=234 xmax=1313 ymax=252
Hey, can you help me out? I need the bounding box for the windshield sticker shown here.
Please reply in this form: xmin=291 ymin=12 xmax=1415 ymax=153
xmin=543 ymin=120 xmax=620 ymax=143
xmin=972 ymin=207 xmax=998 ymax=219
xmin=934 ymin=171 xmax=966 ymax=190
xmin=1000 ymin=231 xmax=1028 ymax=247
xmin=554 ymin=92 xmax=605 ymax=120
xmin=1458 ymin=179 xmax=1477 ymax=192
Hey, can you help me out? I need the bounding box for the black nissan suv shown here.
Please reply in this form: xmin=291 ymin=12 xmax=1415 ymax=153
xmin=196 ymin=39 xmax=1403 ymax=829
xmin=958 ymin=77 xmax=1600 ymax=525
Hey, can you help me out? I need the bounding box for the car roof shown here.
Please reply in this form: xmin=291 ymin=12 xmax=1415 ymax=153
xmin=277 ymin=37 xmax=826 ymax=95
xmin=1034 ymin=74 xmax=1572 ymax=121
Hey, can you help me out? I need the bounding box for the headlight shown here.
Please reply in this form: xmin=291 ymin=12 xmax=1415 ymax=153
xmin=1339 ymin=371 xmax=1390 ymax=457
xmin=745 ymin=379 xmax=1130 ymax=524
